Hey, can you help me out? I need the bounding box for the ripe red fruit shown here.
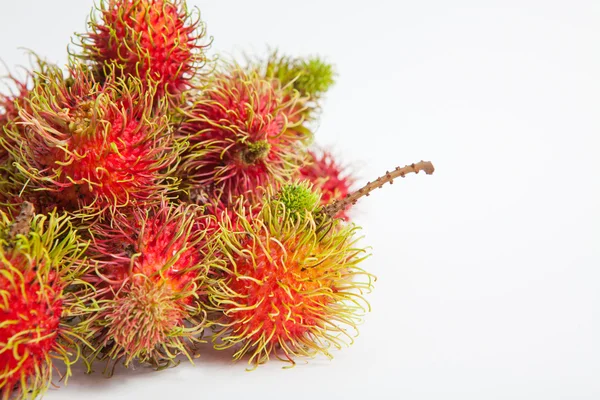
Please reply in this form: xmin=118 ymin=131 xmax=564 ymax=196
xmin=209 ymin=191 xmax=373 ymax=368
xmin=0 ymin=207 xmax=90 ymax=400
xmin=4 ymin=64 xmax=177 ymax=217
xmin=83 ymin=202 xmax=218 ymax=369
xmin=179 ymin=66 xmax=308 ymax=205
xmin=0 ymin=265 xmax=62 ymax=399
xmin=78 ymin=0 xmax=209 ymax=99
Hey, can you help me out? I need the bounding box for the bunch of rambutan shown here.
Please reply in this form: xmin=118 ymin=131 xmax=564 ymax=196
xmin=0 ymin=0 xmax=434 ymax=398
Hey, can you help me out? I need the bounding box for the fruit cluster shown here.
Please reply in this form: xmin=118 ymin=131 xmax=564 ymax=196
xmin=0 ymin=1 xmax=434 ymax=398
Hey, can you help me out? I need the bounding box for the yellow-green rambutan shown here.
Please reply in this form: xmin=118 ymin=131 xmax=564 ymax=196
xmin=251 ymin=50 xmax=335 ymax=123
xmin=259 ymin=51 xmax=335 ymax=101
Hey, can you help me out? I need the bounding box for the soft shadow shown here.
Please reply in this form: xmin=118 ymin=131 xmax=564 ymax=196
xmin=192 ymin=341 xmax=237 ymax=366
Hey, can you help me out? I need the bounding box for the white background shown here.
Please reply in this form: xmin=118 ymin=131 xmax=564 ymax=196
xmin=1 ymin=1 xmax=599 ymax=399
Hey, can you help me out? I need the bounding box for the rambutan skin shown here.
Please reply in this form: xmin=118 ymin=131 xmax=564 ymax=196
xmin=209 ymin=195 xmax=373 ymax=367
xmin=260 ymin=51 xmax=336 ymax=101
xmin=250 ymin=51 xmax=335 ymax=127
xmin=83 ymin=202 xmax=219 ymax=369
xmin=0 ymin=208 xmax=91 ymax=400
xmin=0 ymin=54 xmax=54 ymax=168
xmin=0 ymin=75 xmax=28 ymax=143
xmin=4 ymin=63 xmax=179 ymax=217
xmin=299 ymin=150 xmax=354 ymax=220
xmin=178 ymin=66 xmax=309 ymax=205
xmin=0 ymin=264 xmax=62 ymax=400
xmin=77 ymin=0 xmax=209 ymax=99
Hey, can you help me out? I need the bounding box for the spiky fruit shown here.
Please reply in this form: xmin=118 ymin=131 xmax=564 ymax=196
xmin=267 ymin=180 xmax=321 ymax=224
xmin=4 ymin=63 xmax=178 ymax=218
xmin=0 ymin=204 xmax=91 ymax=400
xmin=77 ymin=0 xmax=208 ymax=100
xmin=261 ymin=51 xmax=335 ymax=101
xmin=0 ymin=54 xmax=56 ymax=167
xmin=276 ymin=182 xmax=319 ymax=214
xmin=209 ymin=188 xmax=373 ymax=368
xmin=83 ymin=201 xmax=217 ymax=370
xmin=298 ymin=150 xmax=354 ymax=220
xmin=0 ymin=74 xmax=28 ymax=146
xmin=0 ymin=77 xmax=28 ymax=205
xmin=251 ymin=51 xmax=335 ymax=126
xmin=178 ymin=65 xmax=309 ymax=205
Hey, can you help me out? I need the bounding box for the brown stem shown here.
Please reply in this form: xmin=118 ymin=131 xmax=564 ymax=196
xmin=321 ymin=160 xmax=435 ymax=218
xmin=9 ymin=201 xmax=35 ymax=239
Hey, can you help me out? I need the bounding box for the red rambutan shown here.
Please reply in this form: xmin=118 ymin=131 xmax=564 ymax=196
xmin=77 ymin=0 xmax=209 ymax=100
xmin=0 ymin=205 xmax=91 ymax=400
xmin=83 ymin=201 xmax=218 ymax=370
xmin=0 ymin=74 xmax=28 ymax=142
xmin=208 ymin=186 xmax=373 ymax=368
xmin=178 ymin=65 xmax=308 ymax=205
xmin=209 ymin=161 xmax=436 ymax=368
xmin=4 ymin=63 xmax=179 ymax=217
xmin=0 ymin=55 xmax=55 ymax=167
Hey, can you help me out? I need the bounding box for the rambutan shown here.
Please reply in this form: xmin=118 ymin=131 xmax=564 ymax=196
xmin=178 ymin=65 xmax=309 ymax=205
xmin=0 ymin=76 xmax=27 ymax=206
xmin=0 ymin=74 xmax=28 ymax=143
xmin=260 ymin=51 xmax=335 ymax=101
xmin=0 ymin=55 xmax=55 ymax=167
xmin=4 ymin=63 xmax=178 ymax=218
xmin=0 ymin=204 xmax=92 ymax=400
xmin=208 ymin=185 xmax=373 ymax=368
xmin=83 ymin=201 xmax=218 ymax=370
xmin=77 ymin=0 xmax=209 ymax=100
xmin=298 ymin=150 xmax=355 ymax=220
xmin=209 ymin=161 xmax=435 ymax=368
xmin=251 ymin=51 xmax=335 ymax=125
xmin=270 ymin=180 xmax=320 ymax=222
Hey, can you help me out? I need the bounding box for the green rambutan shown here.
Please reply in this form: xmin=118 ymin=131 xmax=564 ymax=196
xmin=178 ymin=65 xmax=308 ymax=205
xmin=76 ymin=0 xmax=209 ymax=100
xmin=270 ymin=180 xmax=320 ymax=224
xmin=251 ymin=51 xmax=335 ymax=124
xmin=83 ymin=201 xmax=218 ymax=370
xmin=0 ymin=203 xmax=92 ymax=400
xmin=260 ymin=51 xmax=335 ymax=101
xmin=3 ymin=63 xmax=179 ymax=218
